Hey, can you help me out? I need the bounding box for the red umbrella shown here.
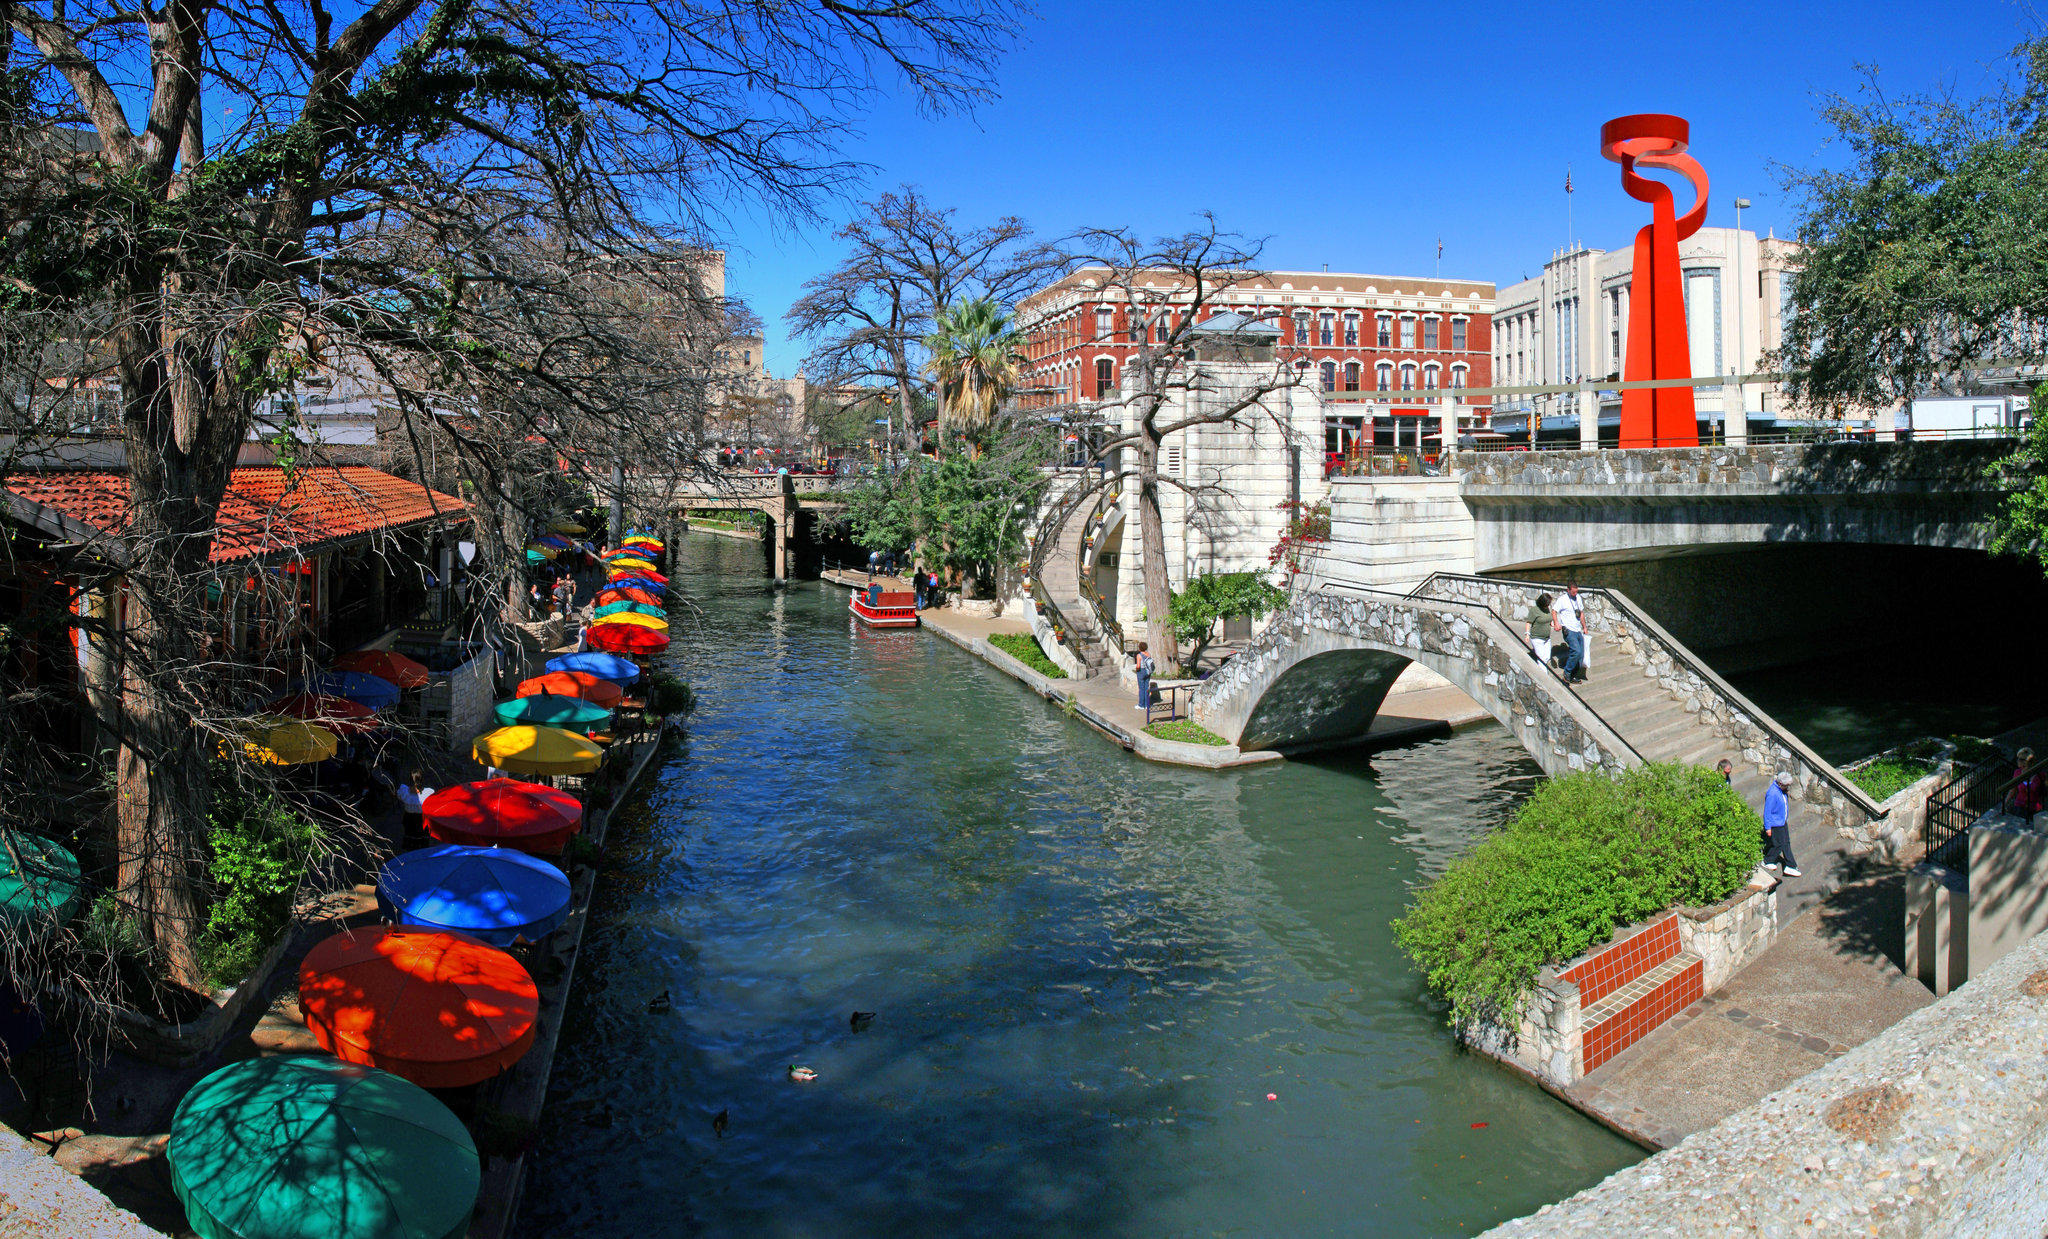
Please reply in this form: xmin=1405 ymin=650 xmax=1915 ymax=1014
xmin=515 ymin=671 xmax=624 ymax=708
xmin=585 ymin=623 xmax=670 ymax=656
xmin=298 ymin=926 xmax=538 ymax=1089
xmin=423 ymin=779 xmax=584 ymax=853
xmin=267 ymin=693 xmax=381 ymax=735
xmin=605 ymin=567 xmax=667 ymax=585
xmin=595 ymin=586 xmax=662 ymax=608
xmin=332 ymin=649 xmax=431 ymax=689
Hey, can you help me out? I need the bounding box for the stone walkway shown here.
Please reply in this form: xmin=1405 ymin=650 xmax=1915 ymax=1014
xmin=1565 ymin=857 xmax=1933 ymax=1148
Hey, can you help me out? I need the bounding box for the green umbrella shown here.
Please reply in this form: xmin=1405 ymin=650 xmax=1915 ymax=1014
xmin=0 ymin=833 xmax=81 ymax=929
xmin=169 ymin=1056 xmax=478 ymax=1239
xmin=493 ymin=693 xmax=612 ymax=729
xmin=523 ymin=549 xmax=552 ymax=564
xmin=593 ymin=600 xmax=665 ymax=620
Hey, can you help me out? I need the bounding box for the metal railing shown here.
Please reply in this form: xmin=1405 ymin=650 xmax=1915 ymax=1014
xmin=1076 ymin=488 xmax=1126 ymax=658
xmin=1025 ymin=474 xmax=1100 ymax=661
xmin=1451 ymin=424 xmax=2024 ymax=454
xmin=1924 ymin=755 xmax=2036 ymax=865
xmin=1411 ymin=572 xmax=1883 ymax=818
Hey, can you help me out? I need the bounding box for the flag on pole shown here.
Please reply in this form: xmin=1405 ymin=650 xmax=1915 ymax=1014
xmin=1436 ymin=237 xmax=1443 ymax=260
xmin=1565 ymin=165 xmax=1573 ymax=194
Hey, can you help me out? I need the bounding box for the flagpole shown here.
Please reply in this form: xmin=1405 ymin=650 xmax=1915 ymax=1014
xmin=1566 ymin=163 xmax=1574 ymax=251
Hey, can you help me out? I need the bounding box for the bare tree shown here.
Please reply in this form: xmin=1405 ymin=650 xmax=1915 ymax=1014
xmin=787 ymin=187 xmax=1060 ymax=457
xmin=0 ymin=0 xmax=1021 ymax=987
xmin=1048 ymin=220 xmax=1311 ymax=667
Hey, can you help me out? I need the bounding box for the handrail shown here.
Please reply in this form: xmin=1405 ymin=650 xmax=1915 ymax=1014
xmin=1025 ymin=473 xmax=1102 ymax=659
xmin=1076 ymin=488 xmax=1126 ymax=658
xmin=1412 ymin=571 xmax=1885 ymax=817
xmin=1926 ymin=755 xmax=2037 ymax=866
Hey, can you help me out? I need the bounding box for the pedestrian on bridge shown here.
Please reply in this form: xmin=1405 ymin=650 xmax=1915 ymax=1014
xmin=1555 ymin=585 xmax=1587 ymax=683
xmin=1764 ymin=772 xmax=1801 ymax=877
xmin=1525 ymin=593 xmax=1553 ymax=664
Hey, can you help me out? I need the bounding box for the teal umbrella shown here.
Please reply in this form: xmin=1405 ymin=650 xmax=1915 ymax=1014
xmin=0 ymin=834 xmax=81 ymax=929
xmin=168 ymin=1055 xmax=479 ymax=1239
xmin=492 ymin=693 xmax=612 ymax=729
xmin=594 ymin=600 xmax=664 ymax=620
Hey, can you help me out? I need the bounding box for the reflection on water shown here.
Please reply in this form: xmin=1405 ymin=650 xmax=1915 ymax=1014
xmin=517 ymin=536 xmax=1641 ymax=1238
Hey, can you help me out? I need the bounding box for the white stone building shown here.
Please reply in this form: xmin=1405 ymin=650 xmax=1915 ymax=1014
xmin=1492 ymin=227 xmax=1803 ymax=436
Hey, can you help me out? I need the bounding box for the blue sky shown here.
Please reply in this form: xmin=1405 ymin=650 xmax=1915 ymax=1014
xmin=725 ymin=0 xmax=2041 ymax=377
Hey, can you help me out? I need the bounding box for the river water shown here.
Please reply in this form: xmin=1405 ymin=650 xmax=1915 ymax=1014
xmin=517 ymin=534 xmax=1643 ymax=1238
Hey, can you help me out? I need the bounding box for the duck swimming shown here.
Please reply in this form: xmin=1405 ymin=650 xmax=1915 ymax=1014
xmin=787 ymin=1065 xmax=818 ymax=1082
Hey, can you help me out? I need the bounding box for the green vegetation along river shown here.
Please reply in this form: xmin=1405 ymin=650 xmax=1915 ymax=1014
xmin=516 ymin=534 xmax=1642 ymax=1237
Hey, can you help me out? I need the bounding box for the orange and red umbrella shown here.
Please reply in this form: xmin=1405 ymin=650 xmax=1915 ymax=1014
xmin=595 ymin=586 xmax=662 ymax=608
xmin=515 ymin=671 xmax=624 ymax=709
xmin=605 ymin=566 xmax=667 ymax=585
xmin=298 ymin=926 xmax=538 ymax=1089
xmin=267 ymin=693 xmax=381 ymax=736
xmin=424 ymin=779 xmax=584 ymax=853
xmin=585 ymin=622 xmax=669 ymax=656
xmin=332 ymin=649 xmax=431 ymax=689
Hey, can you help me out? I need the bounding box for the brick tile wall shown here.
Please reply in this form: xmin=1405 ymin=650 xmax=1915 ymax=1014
xmin=1562 ymin=914 xmax=1681 ymax=1008
xmin=1582 ymin=957 xmax=1704 ymax=1073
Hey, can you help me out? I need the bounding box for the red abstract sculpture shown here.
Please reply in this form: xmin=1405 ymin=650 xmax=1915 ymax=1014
xmin=1601 ymin=114 xmax=1709 ymax=448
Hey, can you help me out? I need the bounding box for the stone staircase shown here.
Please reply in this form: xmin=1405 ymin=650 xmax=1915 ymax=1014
xmin=1036 ymin=483 xmax=1117 ymax=675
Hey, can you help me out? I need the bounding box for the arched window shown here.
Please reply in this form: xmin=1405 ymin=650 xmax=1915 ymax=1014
xmin=1319 ymin=313 xmax=1335 ymax=346
xmin=1320 ymin=361 xmax=1337 ymax=392
xmin=1375 ymin=363 xmax=1393 ymax=392
xmin=1096 ymin=357 xmax=1115 ymax=398
xmin=1423 ymin=317 xmax=1440 ymax=350
xmin=1343 ymin=315 xmax=1360 ymax=347
xmin=1423 ymin=364 xmax=1440 ymax=390
xmin=1344 ymin=362 xmax=1361 ymax=391
xmin=1399 ymin=316 xmax=1418 ymax=349
xmin=1294 ymin=315 xmax=1311 ymax=345
xmin=1451 ymin=364 xmax=1468 ymax=389
xmin=1400 ymin=363 xmax=1416 ymax=391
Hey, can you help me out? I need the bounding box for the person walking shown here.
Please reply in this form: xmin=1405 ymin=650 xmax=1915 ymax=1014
xmin=1717 ymin=758 xmax=1735 ymax=785
xmin=1763 ymin=771 xmax=1801 ymax=877
xmin=1525 ymin=592 xmax=1553 ymax=664
xmin=1134 ymin=641 xmax=1155 ymax=713
xmin=1554 ymin=584 xmax=1587 ymax=683
xmin=397 ymin=769 xmax=434 ymax=841
xmin=912 ymin=564 xmax=927 ymax=610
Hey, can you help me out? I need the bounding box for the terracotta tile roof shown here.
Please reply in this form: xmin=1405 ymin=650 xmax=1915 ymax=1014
xmin=6 ymin=465 xmax=468 ymax=563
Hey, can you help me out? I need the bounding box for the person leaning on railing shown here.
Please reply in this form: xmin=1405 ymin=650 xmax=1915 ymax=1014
xmin=2004 ymin=747 xmax=2046 ymax=818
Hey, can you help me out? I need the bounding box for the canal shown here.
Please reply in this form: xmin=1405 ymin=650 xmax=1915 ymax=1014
xmin=517 ymin=534 xmax=1642 ymax=1238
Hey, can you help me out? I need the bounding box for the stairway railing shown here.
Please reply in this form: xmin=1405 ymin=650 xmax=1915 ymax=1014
xmin=1076 ymin=487 xmax=1126 ymax=659
xmin=1925 ymin=755 xmax=2037 ymax=865
xmin=1025 ymin=470 xmax=1102 ymax=662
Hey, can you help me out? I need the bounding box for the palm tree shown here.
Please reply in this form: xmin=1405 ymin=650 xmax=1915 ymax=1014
xmin=923 ymin=297 xmax=1023 ymax=446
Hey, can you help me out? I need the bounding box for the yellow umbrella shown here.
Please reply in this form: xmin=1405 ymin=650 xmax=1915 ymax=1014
xmin=550 ymin=520 xmax=588 ymax=535
xmin=231 ymin=717 xmax=339 ymax=766
xmin=523 ymin=542 xmax=559 ymax=558
xmin=589 ymin=611 xmax=669 ymax=632
xmin=471 ymin=726 xmax=604 ymax=776
xmin=606 ymin=556 xmax=656 ymax=573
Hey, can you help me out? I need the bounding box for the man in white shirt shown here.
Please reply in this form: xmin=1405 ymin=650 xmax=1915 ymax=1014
xmin=1555 ymin=585 xmax=1587 ymax=683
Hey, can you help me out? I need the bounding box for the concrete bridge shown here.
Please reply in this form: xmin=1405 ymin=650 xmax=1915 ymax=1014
xmin=629 ymin=471 xmax=854 ymax=581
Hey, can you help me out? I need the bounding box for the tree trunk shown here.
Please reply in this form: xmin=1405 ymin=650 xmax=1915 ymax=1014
xmin=1135 ymin=429 xmax=1178 ymax=666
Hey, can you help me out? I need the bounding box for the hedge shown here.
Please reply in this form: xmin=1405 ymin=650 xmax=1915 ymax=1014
xmin=989 ymin=632 xmax=1066 ymax=679
xmin=1393 ymin=763 xmax=1762 ymax=1029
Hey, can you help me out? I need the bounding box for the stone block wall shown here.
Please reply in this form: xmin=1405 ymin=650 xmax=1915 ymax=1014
xmin=1466 ymin=970 xmax=1583 ymax=1089
xmin=1679 ymin=884 xmax=1779 ymax=992
xmin=1307 ymin=475 xmax=1475 ymax=594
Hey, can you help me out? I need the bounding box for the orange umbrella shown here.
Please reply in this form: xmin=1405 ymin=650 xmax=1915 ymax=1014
xmin=586 ymin=623 xmax=669 ymax=656
xmin=333 ymin=649 xmax=431 ymax=689
xmin=595 ymin=586 xmax=661 ymax=608
xmin=606 ymin=567 xmax=667 ymax=584
xmin=515 ymin=671 xmax=624 ymax=709
xmin=298 ymin=926 xmax=538 ymax=1089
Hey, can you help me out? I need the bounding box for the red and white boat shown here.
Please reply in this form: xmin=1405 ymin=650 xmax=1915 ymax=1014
xmin=850 ymin=584 xmax=919 ymax=628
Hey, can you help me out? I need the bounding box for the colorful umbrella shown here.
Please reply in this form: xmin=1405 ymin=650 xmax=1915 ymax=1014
xmin=523 ymin=549 xmax=553 ymax=564
xmin=585 ymin=623 xmax=669 ymax=656
xmin=605 ymin=576 xmax=666 ymax=596
xmin=595 ymin=586 xmax=661 ymax=608
xmin=594 ymin=600 xmax=664 ymax=620
xmin=492 ymin=693 xmax=612 ymax=730
xmin=606 ymin=566 xmax=667 ymax=585
xmin=550 ymin=520 xmax=588 ymax=535
xmin=590 ymin=611 xmax=668 ymax=632
xmin=535 ymin=535 xmax=571 ymax=550
xmin=230 ymin=717 xmax=339 ymax=766
xmin=424 ymin=779 xmax=583 ymax=853
xmin=516 ymin=671 xmax=624 ymax=708
xmin=471 ymin=725 xmax=604 ymax=775
xmin=0 ymin=834 xmax=81 ymax=929
xmin=622 ymin=536 xmax=664 ymax=551
xmin=303 ymin=670 xmax=401 ymax=710
xmin=377 ymin=845 xmax=572 ymax=947
xmin=299 ymin=926 xmax=538 ymax=1089
xmin=547 ymin=652 xmax=641 ymax=684
xmin=267 ymin=694 xmax=380 ymax=736
xmin=605 ymin=557 xmax=656 ymax=574
xmin=168 ymin=1055 xmax=478 ymax=1239
xmin=332 ymin=649 xmax=430 ymax=689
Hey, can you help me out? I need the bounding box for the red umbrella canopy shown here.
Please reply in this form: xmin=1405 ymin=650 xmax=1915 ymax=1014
xmin=585 ymin=623 xmax=670 ymax=656
xmin=605 ymin=566 xmax=667 ymax=584
xmin=595 ymin=586 xmax=662 ymax=608
xmin=267 ymin=693 xmax=380 ymax=735
xmin=514 ymin=671 xmax=624 ymax=708
xmin=332 ymin=649 xmax=431 ymax=689
xmin=423 ymin=779 xmax=584 ymax=854
xmin=298 ymin=926 xmax=538 ymax=1090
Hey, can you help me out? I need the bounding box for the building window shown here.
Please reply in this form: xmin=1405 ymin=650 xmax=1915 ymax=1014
xmin=1096 ymin=357 xmax=1115 ymax=397
xmin=1400 ymin=317 xmax=1417 ymax=349
xmin=1452 ymin=319 xmax=1467 ymax=350
xmin=1377 ymin=314 xmax=1392 ymax=347
xmin=1424 ymin=364 xmax=1440 ymax=390
xmin=1294 ymin=315 xmax=1311 ymax=345
xmin=1320 ymin=361 xmax=1337 ymax=392
xmin=1155 ymin=311 xmax=1173 ymax=343
xmin=1344 ymin=315 xmax=1359 ymax=346
xmin=1376 ymin=364 xmax=1392 ymax=391
xmin=1095 ymin=307 xmax=1113 ymax=340
xmin=1451 ymin=364 xmax=1467 ymax=389
xmin=1424 ymin=319 xmax=1439 ymax=350
xmin=1319 ymin=313 xmax=1334 ymax=346
xmin=1344 ymin=361 xmax=1361 ymax=391
xmin=1400 ymin=364 xmax=1416 ymax=391
xmin=1128 ymin=311 xmax=1144 ymax=344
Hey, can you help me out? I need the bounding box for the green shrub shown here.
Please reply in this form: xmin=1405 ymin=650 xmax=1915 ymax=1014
xmin=989 ymin=632 xmax=1066 ymax=679
xmin=198 ymin=786 xmax=318 ymax=990
xmin=1144 ymin=720 xmax=1227 ymax=746
xmin=1393 ymin=763 xmax=1761 ymax=1029
xmin=1847 ymin=757 xmax=1935 ymax=801
xmin=644 ymin=669 xmax=696 ymax=716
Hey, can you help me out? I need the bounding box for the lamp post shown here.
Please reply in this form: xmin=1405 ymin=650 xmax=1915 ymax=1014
xmin=1730 ymin=197 xmax=1751 ymax=445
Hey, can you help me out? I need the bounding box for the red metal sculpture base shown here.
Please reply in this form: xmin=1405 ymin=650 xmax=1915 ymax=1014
xmin=1601 ymin=114 xmax=1709 ymax=448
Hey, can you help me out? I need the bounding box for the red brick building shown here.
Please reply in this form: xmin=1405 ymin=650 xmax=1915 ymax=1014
xmin=1016 ymin=269 xmax=1498 ymax=451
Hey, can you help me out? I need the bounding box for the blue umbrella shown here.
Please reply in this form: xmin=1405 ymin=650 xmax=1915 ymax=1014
xmin=377 ymin=845 xmax=571 ymax=948
xmin=547 ymin=652 xmax=642 ymax=684
xmin=535 ymin=534 xmax=571 ymax=549
xmin=607 ymin=576 xmax=665 ymax=596
xmin=298 ymin=671 xmax=401 ymax=709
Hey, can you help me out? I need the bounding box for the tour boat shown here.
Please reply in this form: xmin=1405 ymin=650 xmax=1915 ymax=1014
xmin=850 ymin=584 xmax=919 ymax=628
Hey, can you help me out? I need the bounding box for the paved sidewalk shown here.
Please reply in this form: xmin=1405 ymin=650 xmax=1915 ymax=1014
xmin=1565 ymin=858 xmax=1933 ymax=1148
